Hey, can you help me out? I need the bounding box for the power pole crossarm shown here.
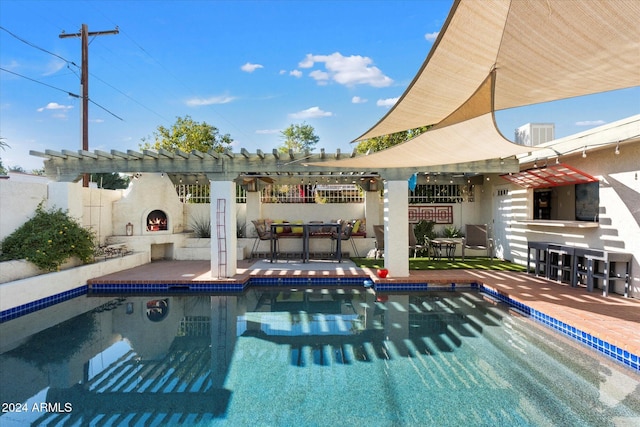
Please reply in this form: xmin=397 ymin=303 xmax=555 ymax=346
xmin=59 ymin=24 xmax=119 ymax=187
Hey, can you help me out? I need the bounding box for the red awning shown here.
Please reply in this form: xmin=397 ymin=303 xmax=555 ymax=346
xmin=500 ymin=163 xmax=598 ymax=189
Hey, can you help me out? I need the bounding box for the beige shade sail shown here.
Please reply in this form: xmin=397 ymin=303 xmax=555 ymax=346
xmin=358 ymin=0 xmax=640 ymax=140
xmin=311 ymin=0 xmax=639 ymax=171
xmin=311 ymin=71 xmax=532 ymax=171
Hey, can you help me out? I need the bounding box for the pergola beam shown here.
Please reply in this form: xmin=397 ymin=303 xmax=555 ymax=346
xmin=32 ymin=147 xmax=517 ymax=183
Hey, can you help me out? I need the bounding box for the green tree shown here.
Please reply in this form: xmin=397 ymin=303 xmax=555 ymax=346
xmin=279 ymin=122 xmax=319 ymax=153
xmin=355 ymin=125 xmax=431 ymax=154
xmin=140 ymin=115 xmax=233 ymax=153
xmin=91 ymin=173 xmax=130 ymax=190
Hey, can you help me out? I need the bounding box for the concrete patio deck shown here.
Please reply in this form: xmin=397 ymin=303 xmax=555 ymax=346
xmin=88 ymin=258 xmax=640 ymax=360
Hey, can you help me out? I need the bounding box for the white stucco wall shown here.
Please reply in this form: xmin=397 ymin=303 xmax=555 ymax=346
xmin=0 ymin=178 xmax=48 ymax=242
xmin=83 ymin=186 xmax=123 ymax=245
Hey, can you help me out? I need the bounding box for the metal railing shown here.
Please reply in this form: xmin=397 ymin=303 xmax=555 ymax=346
xmin=175 ymin=184 xmax=246 ymax=203
xmin=409 ymin=184 xmax=473 ymax=204
xmin=260 ymin=184 xmax=364 ymax=204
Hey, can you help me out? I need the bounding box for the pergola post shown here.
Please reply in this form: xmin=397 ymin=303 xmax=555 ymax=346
xmin=209 ymin=180 xmax=237 ymax=278
xmin=383 ymin=179 xmax=410 ymax=277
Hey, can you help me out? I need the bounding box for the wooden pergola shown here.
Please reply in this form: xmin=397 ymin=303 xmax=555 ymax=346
xmin=30 ymin=147 xmax=518 ymax=184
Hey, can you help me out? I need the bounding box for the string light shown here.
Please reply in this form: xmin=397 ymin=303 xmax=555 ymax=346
xmin=582 ymin=147 xmax=587 ymax=158
xmin=615 ymin=143 xmax=620 ymax=155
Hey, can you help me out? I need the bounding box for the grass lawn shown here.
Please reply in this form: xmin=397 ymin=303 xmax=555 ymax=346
xmin=352 ymin=256 xmax=528 ymax=272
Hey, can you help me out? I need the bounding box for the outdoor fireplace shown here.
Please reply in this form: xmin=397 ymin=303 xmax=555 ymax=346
xmin=147 ymin=209 xmax=168 ymax=231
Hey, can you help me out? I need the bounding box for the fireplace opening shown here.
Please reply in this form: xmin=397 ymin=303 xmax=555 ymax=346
xmin=147 ymin=210 xmax=168 ymax=231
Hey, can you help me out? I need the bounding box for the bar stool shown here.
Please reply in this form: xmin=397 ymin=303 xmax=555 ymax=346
xmin=527 ymin=241 xmax=551 ymax=277
xmin=547 ymin=245 xmax=574 ymax=284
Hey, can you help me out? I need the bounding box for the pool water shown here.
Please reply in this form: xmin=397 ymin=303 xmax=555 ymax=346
xmin=1 ymin=289 xmax=638 ymax=426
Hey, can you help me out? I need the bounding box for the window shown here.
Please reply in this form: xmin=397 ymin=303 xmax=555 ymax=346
xmin=532 ymin=182 xmax=599 ymax=221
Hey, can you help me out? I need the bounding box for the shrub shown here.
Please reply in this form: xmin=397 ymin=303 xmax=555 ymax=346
xmin=0 ymin=202 xmax=96 ymax=271
xmin=190 ymin=215 xmax=211 ymax=238
xmin=442 ymin=225 xmax=464 ymax=238
xmin=413 ymin=220 xmax=436 ymax=246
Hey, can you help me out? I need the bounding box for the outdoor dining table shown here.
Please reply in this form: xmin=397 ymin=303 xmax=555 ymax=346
xmin=270 ymin=223 xmax=343 ymax=263
xmin=431 ymin=238 xmax=459 ymax=261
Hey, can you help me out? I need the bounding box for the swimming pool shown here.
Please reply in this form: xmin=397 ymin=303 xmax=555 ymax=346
xmin=1 ymin=289 xmax=639 ymax=426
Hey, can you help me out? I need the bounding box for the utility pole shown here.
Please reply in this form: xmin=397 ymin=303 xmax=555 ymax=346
xmin=60 ymin=24 xmax=119 ymax=187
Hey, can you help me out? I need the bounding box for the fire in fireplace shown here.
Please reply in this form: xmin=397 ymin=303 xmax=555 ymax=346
xmin=147 ymin=210 xmax=168 ymax=231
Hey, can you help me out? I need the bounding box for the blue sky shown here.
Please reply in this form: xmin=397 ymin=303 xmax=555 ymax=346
xmin=1 ymin=0 xmax=638 ymax=172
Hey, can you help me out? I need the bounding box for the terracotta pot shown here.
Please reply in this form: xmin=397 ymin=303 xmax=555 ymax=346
xmin=377 ymin=268 xmax=389 ymax=278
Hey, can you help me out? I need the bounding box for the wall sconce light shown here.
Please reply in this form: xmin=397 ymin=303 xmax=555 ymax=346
xmin=615 ymin=143 xmax=620 ymax=155
xmin=582 ymin=147 xmax=587 ymax=158
xmin=126 ymin=222 xmax=133 ymax=236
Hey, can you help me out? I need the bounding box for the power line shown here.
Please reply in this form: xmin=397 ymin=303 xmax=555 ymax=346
xmin=1 ymin=67 xmax=124 ymax=121
xmin=89 ymin=98 xmax=124 ymax=121
xmin=1 ymin=24 xmax=167 ymax=122
xmin=0 ymin=67 xmax=79 ymax=98
xmin=0 ymin=25 xmax=79 ymax=69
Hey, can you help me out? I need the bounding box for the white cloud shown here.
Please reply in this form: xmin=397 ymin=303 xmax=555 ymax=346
xmin=43 ymin=59 xmax=66 ymax=76
xmin=309 ymin=69 xmax=329 ymax=85
xmin=376 ymin=97 xmax=399 ymax=108
xmin=575 ymin=120 xmax=606 ymax=126
xmin=298 ymin=52 xmax=393 ymax=87
xmin=255 ymin=129 xmax=281 ymax=135
xmin=424 ymin=31 xmax=439 ymax=42
xmin=240 ymin=62 xmax=263 ymax=73
xmin=289 ymin=69 xmax=302 ymax=78
xmin=298 ymin=55 xmax=315 ymax=68
xmin=185 ymin=95 xmax=235 ymax=106
xmin=37 ymin=102 xmax=73 ymax=112
xmin=352 ymin=96 xmax=367 ymax=104
xmin=289 ymin=106 xmax=333 ymax=119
